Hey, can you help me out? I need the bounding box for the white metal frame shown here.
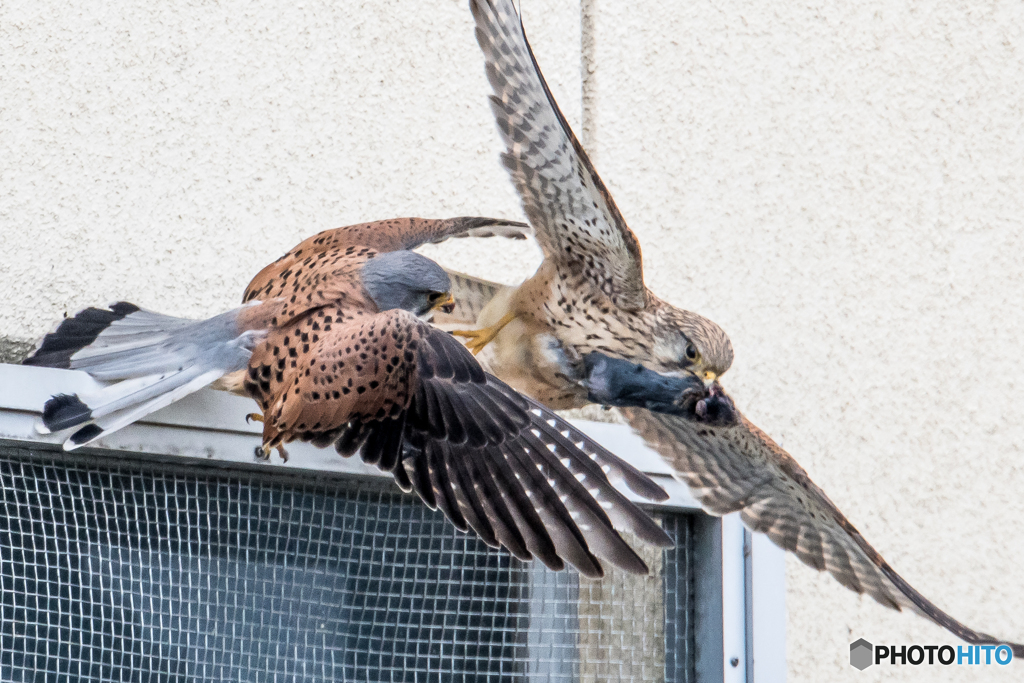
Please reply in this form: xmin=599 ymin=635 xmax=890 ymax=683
xmin=0 ymin=362 xmax=786 ymax=682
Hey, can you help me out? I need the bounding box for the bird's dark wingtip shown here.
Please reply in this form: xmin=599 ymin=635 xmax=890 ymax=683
xmin=618 ymin=467 xmax=671 ymax=503
xmin=649 ymin=526 xmax=674 ymax=548
xmin=68 ymin=423 xmax=104 ymax=447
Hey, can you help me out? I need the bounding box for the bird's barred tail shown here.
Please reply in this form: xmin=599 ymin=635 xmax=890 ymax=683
xmin=24 ymin=302 xmax=270 ymax=449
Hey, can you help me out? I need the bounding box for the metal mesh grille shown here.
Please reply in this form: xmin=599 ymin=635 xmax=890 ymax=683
xmin=0 ymin=446 xmax=695 ymax=682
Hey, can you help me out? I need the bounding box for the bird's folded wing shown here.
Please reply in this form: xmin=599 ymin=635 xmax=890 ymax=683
xmin=621 ymin=406 xmax=1024 ymax=655
xmin=244 ymin=216 xmax=530 ymax=303
xmin=470 ymin=0 xmax=647 ymax=311
xmin=254 ymin=310 xmax=421 ymax=446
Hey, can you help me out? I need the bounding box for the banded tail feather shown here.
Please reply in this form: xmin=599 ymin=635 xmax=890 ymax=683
xmin=23 ymin=302 xmax=141 ymax=369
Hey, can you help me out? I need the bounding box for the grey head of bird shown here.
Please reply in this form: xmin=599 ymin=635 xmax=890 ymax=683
xmin=651 ymin=304 xmax=735 ymax=386
xmin=360 ymin=251 xmax=455 ymax=318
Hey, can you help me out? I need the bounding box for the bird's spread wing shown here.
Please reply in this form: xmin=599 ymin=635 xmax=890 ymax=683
xmin=253 ymin=308 xmax=672 ymax=577
xmin=470 ymin=0 xmax=647 ymax=310
xmin=396 ymin=352 xmax=671 ymax=579
xmin=244 ymin=216 xmax=530 ymax=303
xmin=620 ymin=392 xmax=1024 ymax=655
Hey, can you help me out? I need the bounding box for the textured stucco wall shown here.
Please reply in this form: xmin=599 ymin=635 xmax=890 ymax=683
xmin=3 ymin=1 xmax=1023 ymax=681
xmin=0 ymin=0 xmax=564 ymax=341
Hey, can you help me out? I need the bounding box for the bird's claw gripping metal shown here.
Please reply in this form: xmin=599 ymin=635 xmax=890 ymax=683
xmin=254 ymin=438 xmax=289 ymax=464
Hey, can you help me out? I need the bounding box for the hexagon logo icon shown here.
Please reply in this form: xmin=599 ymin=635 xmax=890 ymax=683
xmin=850 ymin=639 xmax=874 ymax=670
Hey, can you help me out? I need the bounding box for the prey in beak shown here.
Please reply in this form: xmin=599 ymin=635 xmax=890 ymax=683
xmin=582 ymin=353 xmax=704 ymax=413
xmin=581 ymin=353 xmax=738 ymax=426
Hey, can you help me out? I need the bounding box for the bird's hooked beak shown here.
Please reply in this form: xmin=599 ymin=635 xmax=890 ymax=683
xmin=432 ymin=292 xmax=456 ymax=315
xmin=666 ymin=368 xmax=718 ymax=388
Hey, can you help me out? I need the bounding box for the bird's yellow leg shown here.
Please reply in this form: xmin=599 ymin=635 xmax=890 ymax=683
xmin=245 ymin=412 xmax=264 ymax=424
xmin=451 ymin=311 xmax=518 ymax=355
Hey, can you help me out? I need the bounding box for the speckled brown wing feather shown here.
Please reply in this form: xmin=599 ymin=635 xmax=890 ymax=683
xmin=621 ymin=401 xmax=1024 ymax=655
xmin=248 ymin=307 xmax=672 ymax=578
xmin=470 ymin=0 xmax=648 ymax=311
xmin=244 ymin=216 xmax=529 ymax=303
xmin=250 ymin=310 xmax=418 ymax=447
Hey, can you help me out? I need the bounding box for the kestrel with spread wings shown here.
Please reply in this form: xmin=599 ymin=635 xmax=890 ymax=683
xmin=24 ymin=216 xmax=674 ymax=578
xmin=446 ymin=0 xmax=1023 ymax=653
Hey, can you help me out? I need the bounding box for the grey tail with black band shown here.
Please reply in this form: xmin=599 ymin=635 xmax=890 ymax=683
xmin=25 ymin=301 xmax=267 ymax=450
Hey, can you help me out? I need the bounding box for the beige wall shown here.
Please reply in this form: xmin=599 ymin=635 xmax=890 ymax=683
xmin=3 ymin=1 xmax=1023 ymax=680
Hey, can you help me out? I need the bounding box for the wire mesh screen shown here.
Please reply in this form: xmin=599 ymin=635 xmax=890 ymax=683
xmin=0 ymin=445 xmax=696 ymax=683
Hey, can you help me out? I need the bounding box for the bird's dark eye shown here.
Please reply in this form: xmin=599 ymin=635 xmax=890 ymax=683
xmin=685 ymin=343 xmax=698 ymax=361
xmin=428 ymin=292 xmax=444 ymax=302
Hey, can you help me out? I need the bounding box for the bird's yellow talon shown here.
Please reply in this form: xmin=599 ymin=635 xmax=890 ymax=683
xmin=450 ymin=328 xmax=491 ymax=355
xmin=245 ymin=412 xmax=265 ymax=424
xmin=452 ymin=311 xmax=517 ymax=355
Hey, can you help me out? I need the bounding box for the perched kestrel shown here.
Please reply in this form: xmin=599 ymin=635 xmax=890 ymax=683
xmin=25 ymin=216 xmax=674 ymax=578
xmin=450 ymin=0 xmax=1023 ymax=653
